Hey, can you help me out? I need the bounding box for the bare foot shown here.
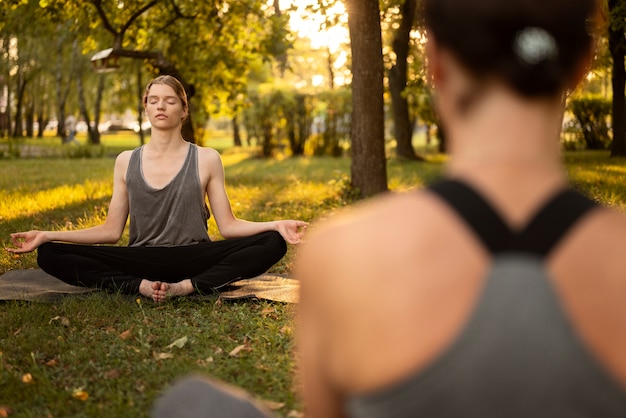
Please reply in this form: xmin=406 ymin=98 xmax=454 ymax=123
xmin=139 ymin=279 xmax=194 ymax=302
xmin=152 ymin=281 xmax=168 ymax=303
xmin=138 ymin=280 xmax=168 ymax=302
xmin=164 ymin=279 xmax=195 ymax=300
xmin=139 ymin=279 xmax=158 ymax=299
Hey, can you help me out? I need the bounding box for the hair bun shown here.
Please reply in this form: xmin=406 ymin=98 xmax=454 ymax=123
xmin=513 ymin=27 xmax=558 ymax=66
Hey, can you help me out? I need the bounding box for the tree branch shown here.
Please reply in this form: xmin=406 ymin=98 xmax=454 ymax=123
xmin=89 ymin=0 xmax=119 ymax=39
xmin=119 ymin=0 xmax=159 ymax=37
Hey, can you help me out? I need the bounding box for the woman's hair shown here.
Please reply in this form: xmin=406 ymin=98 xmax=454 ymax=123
xmin=143 ymin=75 xmax=189 ymax=121
xmin=422 ymin=0 xmax=598 ymax=99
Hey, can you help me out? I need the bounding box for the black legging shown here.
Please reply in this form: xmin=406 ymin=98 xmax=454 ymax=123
xmin=37 ymin=231 xmax=287 ymax=295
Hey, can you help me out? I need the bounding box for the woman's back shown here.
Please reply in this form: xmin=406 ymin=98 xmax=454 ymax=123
xmin=297 ymin=180 xmax=626 ymax=417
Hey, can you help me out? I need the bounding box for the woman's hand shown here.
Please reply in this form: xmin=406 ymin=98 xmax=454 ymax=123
xmin=275 ymin=220 xmax=308 ymax=245
xmin=6 ymin=230 xmax=48 ymax=254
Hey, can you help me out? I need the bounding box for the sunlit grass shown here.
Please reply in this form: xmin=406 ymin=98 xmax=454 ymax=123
xmin=1 ymin=147 xmax=625 ymax=417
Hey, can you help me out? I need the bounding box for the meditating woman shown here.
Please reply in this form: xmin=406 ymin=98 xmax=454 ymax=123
xmin=296 ymin=0 xmax=626 ymax=416
xmin=7 ymin=75 xmax=306 ymax=302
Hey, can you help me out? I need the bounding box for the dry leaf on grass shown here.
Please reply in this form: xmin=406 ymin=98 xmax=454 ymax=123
xmin=165 ymin=336 xmax=188 ymax=350
xmin=104 ymin=369 xmax=121 ymax=379
xmin=21 ymin=373 xmax=33 ymax=384
xmin=72 ymin=389 xmax=89 ymax=401
xmin=229 ymin=344 xmax=252 ymax=357
xmin=196 ymin=357 xmax=214 ymax=367
xmin=0 ymin=405 xmax=12 ymax=417
xmin=263 ymin=400 xmax=285 ymax=410
xmin=228 ymin=344 xmax=246 ymax=357
xmin=119 ymin=326 xmax=134 ymax=340
xmin=49 ymin=316 xmax=70 ymax=327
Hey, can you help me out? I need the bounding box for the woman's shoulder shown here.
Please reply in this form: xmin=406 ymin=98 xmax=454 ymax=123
xmin=298 ymin=188 xmax=450 ymax=279
xmin=306 ymin=188 xmax=448 ymax=244
xmin=114 ymin=149 xmax=135 ymax=170
xmin=195 ymin=145 xmax=222 ymax=165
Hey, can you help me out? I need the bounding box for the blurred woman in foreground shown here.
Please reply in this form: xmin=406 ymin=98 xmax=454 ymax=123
xmin=296 ymin=0 xmax=626 ymax=416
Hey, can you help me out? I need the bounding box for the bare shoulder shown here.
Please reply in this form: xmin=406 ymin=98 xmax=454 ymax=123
xmin=578 ymin=206 xmax=626 ymax=259
xmin=552 ymin=204 xmax=626 ymax=283
xmin=297 ymin=189 xmax=450 ymax=289
xmin=304 ymin=189 xmax=441 ymax=251
xmin=113 ymin=150 xmax=134 ymax=174
xmin=196 ymin=145 xmax=222 ymax=164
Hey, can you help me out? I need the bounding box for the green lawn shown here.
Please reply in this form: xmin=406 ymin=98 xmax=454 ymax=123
xmin=1 ymin=143 xmax=625 ymax=417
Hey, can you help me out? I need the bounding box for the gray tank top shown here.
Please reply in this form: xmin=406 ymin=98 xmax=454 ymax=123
xmin=126 ymin=144 xmax=209 ymax=247
xmin=347 ymin=180 xmax=626 ymax=417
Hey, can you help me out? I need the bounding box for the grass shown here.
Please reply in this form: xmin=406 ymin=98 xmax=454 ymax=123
xmin=1 ymin=141 xmax=626 ymax=417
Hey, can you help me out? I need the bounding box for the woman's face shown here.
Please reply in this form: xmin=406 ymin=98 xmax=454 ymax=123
xmin=144 ymin=83 xmax=188 ymax=130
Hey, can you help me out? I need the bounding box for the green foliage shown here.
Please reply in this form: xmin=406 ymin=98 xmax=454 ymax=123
xmin=242 ymin=85 xmax=352 ymax=158
xmin=568 ymin=96 xmax=612 ymax=150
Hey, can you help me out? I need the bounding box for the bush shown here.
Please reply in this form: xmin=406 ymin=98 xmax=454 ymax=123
xmin=568 ymin=97 xmax=612 ymax=150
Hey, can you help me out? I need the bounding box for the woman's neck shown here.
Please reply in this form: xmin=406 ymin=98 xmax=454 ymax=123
xmin=146 ymin=129 xmax=188 ymax=155
xmin=445 ymin=89 xmax=566 ymax=181
xmin=442 ymin=89 xmax=569 ymax=227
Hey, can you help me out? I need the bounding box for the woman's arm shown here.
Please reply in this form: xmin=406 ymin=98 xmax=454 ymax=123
xmin=7 ymin=152 xmax=131 ymax=254
xmin=203 ymin=148 xmax=307 ymax=244
xmin=296 ymin=233 xmax=348 ymax=418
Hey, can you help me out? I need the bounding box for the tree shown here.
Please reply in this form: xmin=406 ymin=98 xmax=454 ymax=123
xmin=608 ymin=0 xmax=626 ymax=157
xmin=387 ymin=0 xmax=423 ymax=160
xmin=345 ymin=0 xmax=388 ymax=197
xmin=33 ymin=0 xmax=291 ymax=145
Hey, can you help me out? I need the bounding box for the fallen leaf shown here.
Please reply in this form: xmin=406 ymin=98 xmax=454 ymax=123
xmin=214 ymin=347 xmax=223 ymax=355
xmin=153 ymin=352 xmax=174 ymax=360
xmin=104 ymin=369 xmax=121 ymax=379
xmin=263 ymin=400 xmax=285 ymax=410
xmin=0 ymin=405 xmax=12 ymax=417
xmin=21 ymin=373 xmax=33 ymax=383
xmin=119 ymin=326 xmax=134 ymax=340
xmin=229 ymin=344 xmax=246 ymax=357
xmin=45 ymin=359 xmax=58 ymax=367
xmin=72 ymin=389 xmax=89 ymax=401
xmin=165 ymin=336 xmax=188 ymax=350
xmin=196 ymin=357 xmax=214 ymax=367
xmin=228 ymin=344 xmax=252 ymax=357
xmin=49 ymin=316 xmax=70 ymax=327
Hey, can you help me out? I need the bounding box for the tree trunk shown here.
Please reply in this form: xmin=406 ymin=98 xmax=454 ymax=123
xmin=389 ymin=0 xmax=421 ymax=160
xmin=345 ymin=0 xmax=388 ymax=197
xmin=90 ymin=74 xmax=104 ymax=145
xmin=77 ymin=73 xmax=100 ymax=145
xmin=25 ymin=100 xmax=34 ymax=138
xmin=136 ymin=68 xmax=145 ymax=145
xmin=54 ymin=32 xmax=71 ymax=143
xmin=232 ymin=114 xmax=242 ymax=147
xmin=609 ymin=0 xmax=626 ymax=157
xmin=12 ymin=69 xmax=27 ymax=138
